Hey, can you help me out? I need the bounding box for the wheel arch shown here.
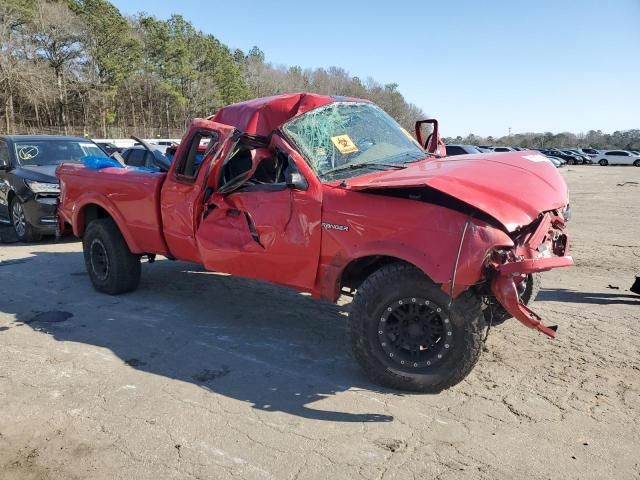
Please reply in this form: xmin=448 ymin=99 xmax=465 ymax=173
xmin=340 ymin=255 xmax=419 ymax=292
xmin=74 ymin=198 xmax=143 ymax=253
xmin=320 ymin=246 xmax=449 ymax=302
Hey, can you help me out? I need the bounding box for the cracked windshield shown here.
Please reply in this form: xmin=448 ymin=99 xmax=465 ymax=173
xmin=283 ymin=102 xmax=426 ymax=180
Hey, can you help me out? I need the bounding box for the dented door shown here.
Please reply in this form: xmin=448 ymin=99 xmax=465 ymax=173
xmin=195 ymin=148 xmax=322 ymax=291
xmin=160 ymin=119 xmax=237 ymax=262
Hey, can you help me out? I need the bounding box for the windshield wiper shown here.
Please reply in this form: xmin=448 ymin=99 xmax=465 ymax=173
xmin=401 ymin=151 xmax=433 ymax=164
xmin=323 ymin=161 xmax=406 ymax=176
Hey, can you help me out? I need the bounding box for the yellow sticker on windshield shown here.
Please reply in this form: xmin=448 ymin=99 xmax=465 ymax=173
xmin=331 ymin=134 xmax=359 ymax=154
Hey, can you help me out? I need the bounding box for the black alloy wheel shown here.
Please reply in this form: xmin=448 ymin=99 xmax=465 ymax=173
xmin=378 ymin=297 xmax=452 ymax=369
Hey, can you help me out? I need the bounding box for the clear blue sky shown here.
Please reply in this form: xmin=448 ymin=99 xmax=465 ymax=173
xmin=111 ymin=0 xmax=640 ymax=137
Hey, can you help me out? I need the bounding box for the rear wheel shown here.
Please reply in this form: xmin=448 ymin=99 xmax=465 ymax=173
xmin=83 ymin=218 xmax=141 ymax=294
xmin=350 ymin=263 xmax=485 ymax=393
xmin=10 ymin=198 xmax=41 ymax=243
xmin=599 ymin=159 xmax=608 ymax=166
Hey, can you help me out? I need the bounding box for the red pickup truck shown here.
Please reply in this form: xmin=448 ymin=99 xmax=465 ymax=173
xmin=57 ymin=93 xmax=573 ymax=392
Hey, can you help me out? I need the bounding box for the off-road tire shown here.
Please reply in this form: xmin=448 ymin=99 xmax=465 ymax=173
xmin=83 ymin=218 xmax=141 ymax=295
xmin=599 ymin=159 xmax=608 ymax=166
xmin=350 ymin=263 xmax=485 ymax=393
xmin=486 ymin=273 xmax=541 ymax=325
xmin=10 ymin=198 xmax=41 ymax=243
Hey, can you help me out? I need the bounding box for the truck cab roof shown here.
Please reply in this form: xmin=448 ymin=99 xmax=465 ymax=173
xmin=211 ymin=92 xmax=367 ymax=137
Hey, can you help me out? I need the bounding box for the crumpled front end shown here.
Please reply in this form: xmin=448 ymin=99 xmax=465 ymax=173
xmin=488 ymin=209 xmax=574 ymax=337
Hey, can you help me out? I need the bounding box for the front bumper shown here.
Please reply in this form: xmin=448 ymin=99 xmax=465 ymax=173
xmin=491 ymin=256 xmax=574 ymax=337
xmin=22 ymin=195 xmax=58 ymax=233
xmin=488 ymin=209 xmax=573 ymax=338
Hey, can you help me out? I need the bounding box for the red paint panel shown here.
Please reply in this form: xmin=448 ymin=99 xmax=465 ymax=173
xmin=161 ymin=119 xmax=237 ymax=262
xmin=57 ymin=163 xmax=168 ymax=255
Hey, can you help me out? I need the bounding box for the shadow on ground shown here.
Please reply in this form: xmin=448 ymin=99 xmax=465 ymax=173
xmin=537 ymin=288 xmax=640 ymax=306
xmin=0 ymin=225 xmax=76 ymax=245
xmin=1 ymin=247 xmax=395 ymax=423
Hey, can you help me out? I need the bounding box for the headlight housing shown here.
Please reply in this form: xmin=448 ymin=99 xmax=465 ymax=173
xmin=25 ymin=180 xmax=60 ymax=194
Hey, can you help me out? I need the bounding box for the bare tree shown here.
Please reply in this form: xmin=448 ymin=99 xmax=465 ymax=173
xmin=29 ymin=0 xmax=84 ymax=133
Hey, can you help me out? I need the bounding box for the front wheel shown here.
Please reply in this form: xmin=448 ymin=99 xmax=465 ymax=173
xmin=82 ymin=218 xmax=141 ymax=294
xmin=350 ymin=263 xmax=485 ymax=393
xmin=634 ymin=159 xmax=640 ymax=167
xmin=10 ymin=198 xmax=41 ymax=242
xmin=599 ymin=159 xmax=608 ymax=166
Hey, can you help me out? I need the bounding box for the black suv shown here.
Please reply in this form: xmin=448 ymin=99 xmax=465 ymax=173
xmin=444 ymin=144 xmax=482 ymax=156
xmin=0 ymin=135 xmax=108 ymax=241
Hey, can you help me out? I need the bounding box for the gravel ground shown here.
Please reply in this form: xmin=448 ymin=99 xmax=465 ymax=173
xmin=0 ymin=166 xmax=639 ymax=480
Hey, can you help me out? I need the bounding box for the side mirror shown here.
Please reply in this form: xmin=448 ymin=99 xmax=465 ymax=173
xmin=286 ymin=171 xmax=308 ymax=190
xmin=415 ymin=118 xmax=441 ymax=154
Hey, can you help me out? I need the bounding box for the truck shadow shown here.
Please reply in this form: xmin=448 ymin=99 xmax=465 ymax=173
xmin=537 ymin=288 xmax=640 ymax=305
xmin=1 ymin=249 xmax=395 ymax=423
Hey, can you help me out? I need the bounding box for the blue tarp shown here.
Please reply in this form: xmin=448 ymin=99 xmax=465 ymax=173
xmin=81 ymin=156 xmax=160 ymax=172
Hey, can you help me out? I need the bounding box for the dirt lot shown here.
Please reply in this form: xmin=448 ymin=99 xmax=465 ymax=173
xmin=0 ymin=166 xmax=639 ymax=480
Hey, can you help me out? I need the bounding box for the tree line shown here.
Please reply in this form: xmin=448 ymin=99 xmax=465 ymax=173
xmin=1 ymin=0 xmax=636 ymax=150
xmin=0 ymin=0 xmax=424 ymax=138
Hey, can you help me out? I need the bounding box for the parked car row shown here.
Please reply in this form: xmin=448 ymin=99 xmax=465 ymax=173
xmin=445 ymin=144 xmax=640 ymax=167
xmin=445 ymin=145 xmax=569 ymax=168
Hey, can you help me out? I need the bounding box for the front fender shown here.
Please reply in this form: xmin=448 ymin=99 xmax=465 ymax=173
xmin=317 ymin=217 xmax=513 ymax=301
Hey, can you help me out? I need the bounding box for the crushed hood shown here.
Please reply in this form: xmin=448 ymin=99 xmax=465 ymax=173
xmin=344 ymin=152 xmax=568 ymax=232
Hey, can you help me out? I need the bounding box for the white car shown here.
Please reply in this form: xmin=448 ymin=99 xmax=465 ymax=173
xmin=593 ymin=150 xmax=640 ymax=166
xmin=146 ymin=139 xmax=180 ymax=154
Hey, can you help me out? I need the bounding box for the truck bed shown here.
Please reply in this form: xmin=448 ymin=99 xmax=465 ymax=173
xmin=57 ymin=164 xmax=169 ymax=255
